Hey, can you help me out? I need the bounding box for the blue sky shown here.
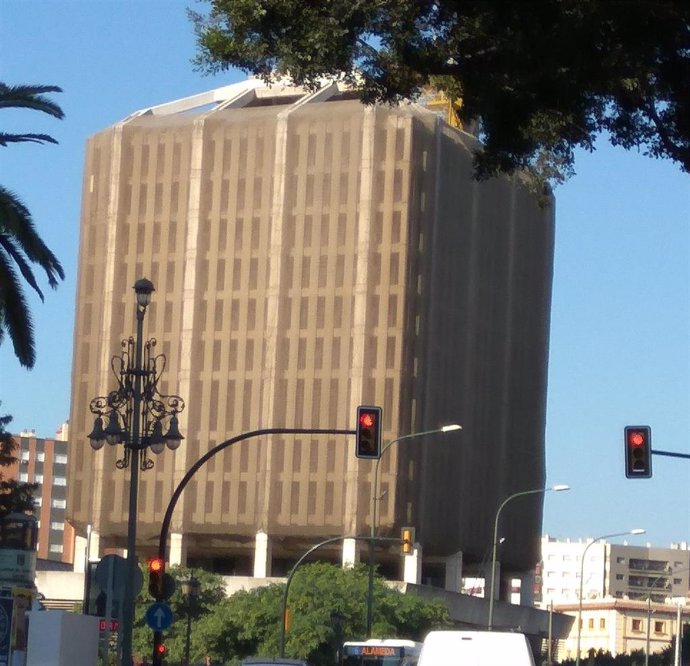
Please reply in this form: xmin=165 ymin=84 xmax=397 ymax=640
xmin=1 ymin=0 xmax=688 ymax=548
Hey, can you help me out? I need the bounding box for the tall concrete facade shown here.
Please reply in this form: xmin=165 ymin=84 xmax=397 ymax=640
xmin=67 ymin=80 xmax=554 ymax=583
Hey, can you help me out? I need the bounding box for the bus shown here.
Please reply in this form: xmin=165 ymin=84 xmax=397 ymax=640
xmin=341 ymin=639 xmax=423 ymax=666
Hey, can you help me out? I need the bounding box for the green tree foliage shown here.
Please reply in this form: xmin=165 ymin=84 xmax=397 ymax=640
xmin=132 ymin=562 xmax=449 ymax=665
xmin=191 ymin=1 xmax=690 ymax=189
xmin=559 ymin=647 xmax=672 ymax=666
xmin=0 ymin=407 xmax=37 ymax=518
xmin=0 ymin=82 xmax=65 ymax=368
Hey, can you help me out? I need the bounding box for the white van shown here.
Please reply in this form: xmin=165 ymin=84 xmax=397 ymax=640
xmin=418 ymin=630 xmax=536 ymax=666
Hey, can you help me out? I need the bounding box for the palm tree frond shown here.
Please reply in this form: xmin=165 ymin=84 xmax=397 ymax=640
xmin=0 ymin=132 xmax=59 ymax=147
xmin=0 ymin=256 xmax=36 ymax=368
xmin=0 ymin=83 xmax=64 ymax=119
xmin=0 ymin=185 xmax=65 ymax=288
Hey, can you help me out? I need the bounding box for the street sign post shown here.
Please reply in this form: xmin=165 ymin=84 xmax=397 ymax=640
xmin=145 ymin=603 xmax=173 ymax=632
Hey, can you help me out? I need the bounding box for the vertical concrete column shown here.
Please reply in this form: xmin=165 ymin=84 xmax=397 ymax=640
xmin=519 ymin=571 xmax=535 ymax=606
xmin=403 ymin=545 xmax=423 ymax=584
xmin=253 ymin=530 xmax=272 ymax=578
xmin=87 ymin=530 xmax=100 ymax=563
xmin=73 ymin=535 xmax=88 ymax=573
xmin=169 ymin=532 xmax=187 ymax=567
xmin=444 ymin=550 xmax=463 ymax=592
xmin=342 ymin=538 xmax=360 ymax=569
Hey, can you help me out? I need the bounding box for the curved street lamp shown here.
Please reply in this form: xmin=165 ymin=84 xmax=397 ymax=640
xmin=366 ymin=423 xmax=462 ymax=635
xmin=644 ymin=565 xmax=688 ymax=666
xmin=575 ymin=528 xmax=645 ymax=666
xmin=487 ymin=484 xmax=570 ymax=630
xmin=87 ymin=279 xmax=185 ymax=666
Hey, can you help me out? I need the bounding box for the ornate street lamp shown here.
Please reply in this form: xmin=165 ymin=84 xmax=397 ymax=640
xmin=88 ymin=278 xmax=185 ymax=666
xmin=487 ymin=484 xmax=570 ymax=630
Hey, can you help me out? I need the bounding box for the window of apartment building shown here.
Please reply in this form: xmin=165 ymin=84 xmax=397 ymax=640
xmin=673 ymin=578 xmax=682 ymax=584
xmin=35 ymin=474 xmax=43 ymax=483
xmin=54 ymin=454 xmax=67 ymax=464
xmin=20 ymin=450 xmax=29 ymax=461
xmin=50 ymin=522 xmax=64 ymax=531
xmin=632 ymin=619 xmax=643 ymax=632
xmin=36 ymin=452 xmax=45 ymax=462
xmin=53 ymin=477 xmax=66 ymax=486
xmin=49 ymin=544 xmax=63 ymax=554
xmin=52 ymin=499 xmax=66 ymax=509
xmin=600 ymin=618 xmax=606 ymax=629
xmin=617 ymin=557 xmax=625 ymax=564
xmin=19 ymin=473 xmax=28 ymax=482
xmin=34 ymin=497 xmax=42 ymax=507
xmin=588 ymin=618 xmax=594 ymax=630
xmin=616 ymin=574 xmax=624 ymax=580
xmin=654 ymin=621 xmax=665 ymax=634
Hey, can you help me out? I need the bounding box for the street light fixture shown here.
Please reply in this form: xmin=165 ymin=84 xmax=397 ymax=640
xmin=487 ymin=484 xmax=570 ymax=630
xmin=575 ymin=528 xmax=645 ymax=666
xmin=366 ymin=423 xmax=462 ymax=635
xmin=88 ymin=278 xmax=185 ymax=666
xmin=180 ymin=576 xmax=201 ymax=666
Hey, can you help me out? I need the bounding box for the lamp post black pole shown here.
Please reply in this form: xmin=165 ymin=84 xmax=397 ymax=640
xmin=181 ymin=577 xmax=199 ymax=666
xmin=88 ymin=278 xmax=185 ymax=666
xmin=120 ymin=301 xmax=145 ymax=666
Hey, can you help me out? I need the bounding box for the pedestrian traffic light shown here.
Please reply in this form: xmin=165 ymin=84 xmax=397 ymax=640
xmin=624 ymin=425 xmax=652 ymax=478
xmin=401 ymin=526 xmax=415 ymax=555
xmin=152 ymin=630 xmax=165 ymax=666
xmin=356 ymin=405 xmax=382 ymax=459
xmin=148 ymin=556 xmax=165 ymax=599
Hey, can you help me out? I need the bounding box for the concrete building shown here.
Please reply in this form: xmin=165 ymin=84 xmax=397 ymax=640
xmin=6 ymin=425 xmax=74 ymax=564
xmin=66 ymin=78 xmax=554 ymax=598
xmin=554 ymin=599 xmax=690 ymax=659
xmin=538 ymin=536 xmax=690 ymax=607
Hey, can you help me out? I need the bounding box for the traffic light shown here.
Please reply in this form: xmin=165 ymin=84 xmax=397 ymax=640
xmin=401 ymin=526 xmax=415 ymax=555
xmin=356 ymin=405 xmax=382 ymax=459
xmin=152 ymin=631 xmax=166 ymax=666
xmin=624 ymin=425 xmax=652 ymax=478
xmin=148 ymin=557 xmax=165 ymax=599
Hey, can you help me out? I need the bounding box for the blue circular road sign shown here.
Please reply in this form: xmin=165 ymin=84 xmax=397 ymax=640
xmin=145 ymin=602 xmax=174 ymax=631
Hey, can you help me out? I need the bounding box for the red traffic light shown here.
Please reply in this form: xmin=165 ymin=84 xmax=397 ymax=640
xmin=155 ymin=643 xmax=166 ymax=655
xmin=359 ymin=412 xmax=376 ymax=428
xmin=356 ymin=405 xmax=382 ymax=459
xmin=628 ymin=431 xmax=645 ymax=447
xmin=148 ymin=557 xmax=166 ymax=599
xmin=148 ymin=557 xmax=164 ymax=573
xmin=624 ymin=425 xmax=652 ymax=479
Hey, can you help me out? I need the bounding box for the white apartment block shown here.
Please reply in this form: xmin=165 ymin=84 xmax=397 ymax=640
xmin=538 ymin=536 xmax=690 ymax=607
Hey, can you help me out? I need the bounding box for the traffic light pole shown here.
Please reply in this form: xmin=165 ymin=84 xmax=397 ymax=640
xmin=154 ymin=428 xmax=354 ymax=662
xmin=279 ymin=535 xmax=404 ymax=658
xmin=157 ymin=427 xmax=355 ymax=561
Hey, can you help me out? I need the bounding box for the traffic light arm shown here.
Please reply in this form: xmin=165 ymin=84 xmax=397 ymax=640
xmin=651 ymin=449 xmax=690 ymax=459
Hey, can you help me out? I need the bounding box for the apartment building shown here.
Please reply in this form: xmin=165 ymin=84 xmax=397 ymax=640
xmin=6 ymin=424 xmax=74 ymax=563
xmin=539 ymin=536 xmax=690 ymax=607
